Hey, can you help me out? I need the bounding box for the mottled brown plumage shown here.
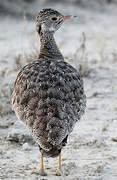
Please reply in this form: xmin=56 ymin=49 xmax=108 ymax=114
xmin=12 ymin=8 xmax=86 ymax=173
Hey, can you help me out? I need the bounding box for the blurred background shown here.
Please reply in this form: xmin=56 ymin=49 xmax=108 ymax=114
xmin=1 ymin=0 xmax=117 ymax=18
xmin=0 ymin=1 xmax=117 ymax=180
xmin=0 ymin=1 xmax=114 ymax=13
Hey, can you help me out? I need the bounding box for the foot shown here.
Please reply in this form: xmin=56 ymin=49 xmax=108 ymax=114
xmin=54 ymin=168 xmax=70 ymax=176
xmin=54 ymin=169 xmax=63 ymax=176
xmin=32 ymin=169 xmax=47 ymax=176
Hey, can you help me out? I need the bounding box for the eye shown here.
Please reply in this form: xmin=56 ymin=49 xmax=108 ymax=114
xmin=51 ymin=16 xmax=57 ymax=21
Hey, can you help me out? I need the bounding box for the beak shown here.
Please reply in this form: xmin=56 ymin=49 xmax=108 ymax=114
xmin=63 ymin=15 xmax=77 ymax=21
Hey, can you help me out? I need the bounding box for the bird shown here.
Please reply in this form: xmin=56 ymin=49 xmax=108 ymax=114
xmin=12 ymin=8 xmax=86 ymax=176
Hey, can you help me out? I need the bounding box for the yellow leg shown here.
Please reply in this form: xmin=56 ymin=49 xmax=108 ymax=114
xmin=56 ymin=151 xmax=69 ymax=176
xmin=41 ymin=153 xmax=44 ymax=169
xmin=32 ymin=153 xmax=47 ymax=176
xmin=59 ymin=151 xmax=61 ymax=169
xmin=54 ymin=151 xmax=63 ymax=176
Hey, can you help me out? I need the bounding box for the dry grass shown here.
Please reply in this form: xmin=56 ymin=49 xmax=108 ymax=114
xmin=97 ymin=35 xmax=117 ymax=67
xmin=0 ymin=83 xmax=13 ymax=116
xmin=14 ymin=15 xmax=90 ymax=77
xmin=97 ymin=36 xmax=107 ymax=62
xmin=14 ymin=49 xmax=38 ymax=70
xmin=73 ymin=32 xmax=90 ymax=77
xmin=14 ymin=54 xmax=23 ymax=70
xmin=14 ymin=32 xmax=91 ymax=78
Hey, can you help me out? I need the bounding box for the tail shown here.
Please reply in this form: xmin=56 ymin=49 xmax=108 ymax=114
xmin=39 ymin=145 xmax=61 ymax=157
xmin=38 ymin=135 xmax=68 ymax=157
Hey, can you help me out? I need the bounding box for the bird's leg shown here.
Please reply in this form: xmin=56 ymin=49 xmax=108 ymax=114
xmin=55 ymin=151 xmax=63 ymax=176
xmin=41 ymin=153 xmax=44 ymax=169
xmin=32 ymin=153 xmax=47 ymax=176
xmin=59 ymin=151 xmax=61 ymax=169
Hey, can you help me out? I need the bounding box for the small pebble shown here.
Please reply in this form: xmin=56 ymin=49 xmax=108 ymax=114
xmin=22 ymin=143 xmax=31 ymax=151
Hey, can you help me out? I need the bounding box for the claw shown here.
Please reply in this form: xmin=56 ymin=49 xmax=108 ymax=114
xmin=31 ymin=153 xmax=47 ymax=176
xmin=32 ymin=169 xmax=47 ymax=176
xmin=55 ymin=169 xmax=63 ymax=176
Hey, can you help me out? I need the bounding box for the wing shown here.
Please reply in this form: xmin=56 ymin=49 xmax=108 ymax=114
xmin=12 ymin=59 xmax=86 ymax=150
xmin=46 ymin=60 xmax=86 ymax=146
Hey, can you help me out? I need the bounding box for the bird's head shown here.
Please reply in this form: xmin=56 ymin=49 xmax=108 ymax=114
xmin=36 ymin=8 xmax=73 ymax=34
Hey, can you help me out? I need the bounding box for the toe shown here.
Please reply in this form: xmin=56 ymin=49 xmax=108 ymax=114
xmin=32 ymin=169 xmax=47 ymax=176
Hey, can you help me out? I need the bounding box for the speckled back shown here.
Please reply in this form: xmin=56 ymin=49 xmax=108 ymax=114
xmin=12 ymin=58 xmax=86 ymax=153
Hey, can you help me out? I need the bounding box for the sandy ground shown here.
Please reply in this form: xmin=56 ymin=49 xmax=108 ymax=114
xmin=0 ymin=4 xmax=117 ymax=180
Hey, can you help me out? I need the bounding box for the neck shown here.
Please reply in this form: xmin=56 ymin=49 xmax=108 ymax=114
xmin=38 ymin=31 xmax=63 ymax=60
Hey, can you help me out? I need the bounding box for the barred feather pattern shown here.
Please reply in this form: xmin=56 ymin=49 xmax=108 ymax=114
xmin=12 ymin=8 xmax=86 ymax=157
xmin=12 ymin=59 xmax=86 ymax=156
